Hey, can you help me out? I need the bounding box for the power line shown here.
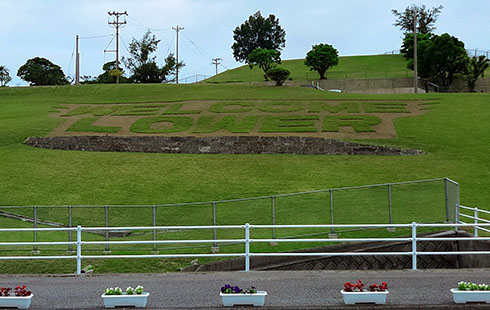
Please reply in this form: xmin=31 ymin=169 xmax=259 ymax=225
xmin=127 ymin=16 xmax=169 ymax=33
xmin=164 ymin=36 xmax=175 ymax=57
xmin=79 ymin=34 xmax=114 ymax=40
xmin=67 ymin=43 xmax=76 ymax=78
xmin=181 ymin=32 xmax=213 ymax=59
xmin=118 ymin=35 xmax=131 ymax=55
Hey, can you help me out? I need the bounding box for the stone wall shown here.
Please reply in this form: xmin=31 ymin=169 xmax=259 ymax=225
xmin=25 ymin=136 xmax=423 ymax=156
xmin=317 ymin=78 xmax=419 ymax=93
xmin=316 ymin=77 xmax=490 ymax=93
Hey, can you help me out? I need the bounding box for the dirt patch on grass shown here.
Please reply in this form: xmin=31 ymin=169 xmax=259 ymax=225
xmin=48 ymin=100 xmax=430 ymax=140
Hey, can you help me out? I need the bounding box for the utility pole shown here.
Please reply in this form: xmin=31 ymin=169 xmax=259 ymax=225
xmin=413 ymin=11 xmax=418 ymax=93
xmin=107 ymin=11 xmax=128 ymax=84
xmin=211 ymin=58 xmax=222 ymax=76
xmin=172 ymin=25 xmax=184 ymax=84
xmin=75 ymin=35 xmax=80 ymax=85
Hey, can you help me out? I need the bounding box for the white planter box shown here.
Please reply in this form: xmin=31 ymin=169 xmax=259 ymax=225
xmin=451 ymin=288 xmax=490 ymax=304
xmin=101 ymin=292 xmax=149 ymax=308
xmin=0 ymin=294 xmax=33 ymax=309
xmin=220 ymin=291 xmax=267 ymax=306
xmin=341 ymin=290 xmax=388 ymax=305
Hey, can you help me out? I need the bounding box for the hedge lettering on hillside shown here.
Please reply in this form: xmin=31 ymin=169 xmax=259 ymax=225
xmin=56 ymin=100 xmax=421 ymax=136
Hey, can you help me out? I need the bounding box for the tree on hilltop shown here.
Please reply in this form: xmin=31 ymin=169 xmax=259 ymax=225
xmin=247 ymin=48 xmax=281 ymax=80
xmin=97 ymin=61 xmax=129 ymax=84
xmin=0 ymin=65 xmax=12 ymax=86
xmin=401 ymin=33 xmax=469 ymax=91
xmin=123 ymin=30 xmax=184 ymax=83
xmin=304 ymin=44 xmax=339 ymax=80
xmin=17 ymin=57 xmax=69 ymax=86
xmin=465 ymin=56 xmax=490 ymax=92
xmin=392 ymin=4 xmax=443 ymax=34
xmin=232 ymin=11 xmax=286 ymax=63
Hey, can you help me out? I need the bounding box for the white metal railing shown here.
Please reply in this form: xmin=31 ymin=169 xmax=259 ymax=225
xmin=458 ymin=205 xmax=490 ymax=236
xmin=1 ymin=222 xmax=490 ymax=274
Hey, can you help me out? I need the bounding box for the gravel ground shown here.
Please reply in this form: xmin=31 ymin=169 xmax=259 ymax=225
xmin=0 ymin=269 xmax=489 ymax=309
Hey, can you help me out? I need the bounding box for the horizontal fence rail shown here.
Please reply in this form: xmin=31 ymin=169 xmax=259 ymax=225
xmin=1 ymin=221 xmax=490 ymax=274
xmin=458 ymin=205 xmax=490 ymax=236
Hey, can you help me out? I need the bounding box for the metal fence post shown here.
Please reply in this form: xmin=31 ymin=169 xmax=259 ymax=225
xmin=32 ymin=206 xmax=39 ymax=254
xmin=328 ymin=190 xmax=337 ymax=238
xmin=104 ymin=206 xmax=110 ymax=253
xmin=211 ymin=202 xmax=219 ymax=252
xmin=245 ymin=223 xmax=250 ymax=272
xmin=68 ymin=206 xmax=73 ymax=252
xmin=411 ymin=222 xmax=417 ymax=270
xmin=76 ymin=225 xmax=82 ymax=275
xmin=455 ymin=203 xmax=460 ymax=232
xmin=444 ymin=178 xmax=450 ymax=222
xmin=152 ymin=205 xmax=157 ymax=253
xmin=387 ymin=184 xmax=395 ymax=232
xmin=474 ymin=207 xmax=479 ymax=237
xmin=271 ymin=196 xmax=276 ymax=240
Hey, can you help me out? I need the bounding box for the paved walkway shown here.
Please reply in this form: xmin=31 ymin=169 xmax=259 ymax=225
xmin=1 ymin=270 xmax=489 ymax=309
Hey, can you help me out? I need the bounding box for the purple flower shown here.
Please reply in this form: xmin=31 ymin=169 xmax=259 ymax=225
xmin=232 ymin=286 xmax=241 ymax=293
xmin=221 ymin=284 xmax=232 ymax=293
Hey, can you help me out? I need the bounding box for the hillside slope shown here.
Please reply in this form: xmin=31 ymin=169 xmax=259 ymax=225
xmin=209 ymin=54 xmax=411 ymax=83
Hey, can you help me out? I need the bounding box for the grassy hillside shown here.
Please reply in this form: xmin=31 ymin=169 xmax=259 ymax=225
xmin=1 ymin=83 xmax=490 ymax=273
xmin=208 ymin=54 xmax=412 ymax=83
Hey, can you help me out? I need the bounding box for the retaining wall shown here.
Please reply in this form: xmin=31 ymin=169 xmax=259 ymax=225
xmin=183 ymin=231 xmax=490 ymax=272
xmin=25 ymin=136 xmax=423 ymax=156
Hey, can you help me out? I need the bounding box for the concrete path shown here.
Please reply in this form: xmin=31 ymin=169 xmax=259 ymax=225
xmin=1 ymin=269 xmax=490 ymax=309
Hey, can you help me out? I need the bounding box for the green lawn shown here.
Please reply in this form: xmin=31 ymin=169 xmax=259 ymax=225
xmin=0 ymin=83 xmax=489 ymax=273
xmin=208 ymin=54 xmax=412 ymax=83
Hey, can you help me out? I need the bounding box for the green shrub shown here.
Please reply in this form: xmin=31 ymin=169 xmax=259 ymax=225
xmin=266 ymin=67 xmax=290 ymax=86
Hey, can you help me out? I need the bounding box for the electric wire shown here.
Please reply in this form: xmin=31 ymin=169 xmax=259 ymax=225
xmin=118 ymin=35 xmax=131 ymax=55
xmin=164 ymin=36 xmax=175 ymax=56
xmin=181 ymin=32 xmax=213 ymax=59
xmin=103 ymin=35 xmax=116 ymax=53
xmin=66 ymin=43 xmax=76 ymax=78
xmin=79 ymin=34 xmax=114 ymax=40
xmin=127 ymin=16 xmax=169 ymax=33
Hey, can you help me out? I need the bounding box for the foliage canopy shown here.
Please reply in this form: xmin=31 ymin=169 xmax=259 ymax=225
xmin=304 ymin=44 xmax=339 ymax=79
xmin=247 ymin=48 xmax=281 ymax=80
xmin=232 ymin=11 xmax=286 ymax=63
xmin=465 ymin=56 xmax=490 ymax=92
xmin=0 ymin=65 xmax=12 ymax=86
xmin=392 ymin=4 xmax=443 ymax=34
xmin=17 ymin=57 xmax=69 ymax=86
xmin=266 ymin=67 xmax=290 ymax=86
xmin=123 ymin=30 xmax=184 ymax=83
xmin=401 ymin=33 xmax=469 ymax=90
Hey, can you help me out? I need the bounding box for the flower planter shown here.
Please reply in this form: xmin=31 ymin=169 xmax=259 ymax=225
xmin=0 ymin=294 xmax=33 ymax=309
xmin=101 ymin=292 xmax=149 ymax=308
xmin=341 ymin=290 xmax=388 ymax=305
xmin=220 ymin=291 xmax=267 ymax=306
xmin=451 ymin=288 xmax=490 ymax=304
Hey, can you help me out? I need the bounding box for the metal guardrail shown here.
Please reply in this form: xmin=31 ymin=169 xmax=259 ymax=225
xmin=1 ymin=222 xmax=489 ymax=274
xmin=458 ymin=205 xmax=490 ymax=236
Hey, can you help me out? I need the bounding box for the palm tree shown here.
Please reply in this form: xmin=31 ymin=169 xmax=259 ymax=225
xmin=0 ymin=65 xmax=12 ymax=86
xmin=466 ymin=56 xmax=489 ymax=92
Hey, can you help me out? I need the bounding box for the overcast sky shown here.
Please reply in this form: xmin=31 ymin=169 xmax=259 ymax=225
xmin=1 ymin=0 xmax=487 ymax=86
